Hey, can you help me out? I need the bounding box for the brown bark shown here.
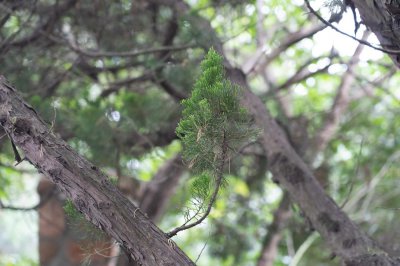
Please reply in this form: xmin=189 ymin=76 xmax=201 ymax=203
xmin=37 ymin=154 xmax=185 ymax=266
xmin=0 ymin=76 xmax=194 ymax=266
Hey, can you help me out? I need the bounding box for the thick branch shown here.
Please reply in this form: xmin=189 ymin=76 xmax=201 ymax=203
xmin=0 ymin=76 xmax=194 ymax=266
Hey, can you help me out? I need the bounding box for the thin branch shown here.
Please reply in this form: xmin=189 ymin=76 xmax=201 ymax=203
xmin=272 ymin=53 xmax=336 ymax=92
xmin=151 ymin=76 xmax=188 ymax=101
xmin=166 ymin=132 xmax=227 ymax=238
xmin=67 ymin=40 xmax=194 ymax=59
xmin=304 ymin=0 xmax=400 ymax=55
xmin=100 ymin=73 xmax=152 ymax=98
xmin=243 ymin=22 xmax=327 ymax=74
xmin=195 ymin=238 xmax=209 ymax=263
xmin=4 ymin=0 xmax=77 ymax=49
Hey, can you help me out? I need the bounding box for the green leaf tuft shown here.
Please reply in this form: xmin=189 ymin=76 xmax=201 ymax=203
xmin=176 ymin=48 xmax=258 ymax=177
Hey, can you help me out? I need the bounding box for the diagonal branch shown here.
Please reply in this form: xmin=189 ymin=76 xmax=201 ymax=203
xmin=0 ymin=76 xmax=194 ymax=266
xmin=304 ymin=0 xmax=400 ymax=59
xmin=243 ymin=23 xmax=327 ymax=74
xmin=66 ymin=40 xmax=194 ymax=59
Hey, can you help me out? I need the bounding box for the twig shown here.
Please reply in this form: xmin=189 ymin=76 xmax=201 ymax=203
xmin=195 ymin=238 xmax=209 ymax=263
xmin=340 ymin=138 xmax=364 ymax=209
xmin=66 ymin=37 xmax=194 ymax=58
xmin=166 ymin=132 xmax=227 ymax=238
xmin=304 ymin=0 xmax=400 ymax=55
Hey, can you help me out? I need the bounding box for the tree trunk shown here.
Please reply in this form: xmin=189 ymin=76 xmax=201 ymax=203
xmin=0 ymin=76 xmax=194 ymax=266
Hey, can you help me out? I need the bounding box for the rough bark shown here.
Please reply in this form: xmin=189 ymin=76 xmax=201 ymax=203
xmin=352 ymin=0 xmax=400 ymax=68
xmin=37 ymin=155 xmax=185 ymax=266
xmin=0 ymin=76 xmax=194 ymax=266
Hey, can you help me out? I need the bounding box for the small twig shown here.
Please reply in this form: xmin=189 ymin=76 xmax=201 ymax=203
xmin=340 ymin=138 xmax=364 ymax=209
xmin=43 ymin=31 xmax=195 ymax=58
xmin=195 ymin=238 xmax=209 ymax=263
xmin=166 ymin=132 xmax=227 ymax=238
xmin=304 ymin=0 xmax=400 ymax=55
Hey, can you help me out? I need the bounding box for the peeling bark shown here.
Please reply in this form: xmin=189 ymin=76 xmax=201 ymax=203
xmin=0 ymin=76 xmax=194 ymax=266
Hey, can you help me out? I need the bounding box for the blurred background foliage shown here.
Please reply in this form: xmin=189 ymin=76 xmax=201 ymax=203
xmin=0 ymin=0 xmax=399 ymax=265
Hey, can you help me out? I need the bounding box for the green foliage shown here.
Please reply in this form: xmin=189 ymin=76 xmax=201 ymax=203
xmin=176 ymin=48 xmax=257 ymax=175
xmin=63 ymin=199 xmax=83 ymax=221
xmin=190 ymin=173 xmax=212 ymax=200
xmin=2 ymin=1 xmax=400 ymax=265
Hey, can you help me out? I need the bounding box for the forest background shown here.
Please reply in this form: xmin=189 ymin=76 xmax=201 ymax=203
xmin=0 ymin=0 xmax=400 ymax=265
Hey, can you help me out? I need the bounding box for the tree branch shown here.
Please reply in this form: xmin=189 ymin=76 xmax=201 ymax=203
xmin=166 ymin=131 xmax=227 ymax=238
xmin=154 ymin=1 xmax=400 ymax=263
xmin=304 ymin=0 xmax=400 ymax=57
xmin=0 ymin=76 xmax=194 ymax=266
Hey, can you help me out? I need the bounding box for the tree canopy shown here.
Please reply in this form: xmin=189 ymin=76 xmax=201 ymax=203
xmin=0 ymin=1 xmax=399 ymax=266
